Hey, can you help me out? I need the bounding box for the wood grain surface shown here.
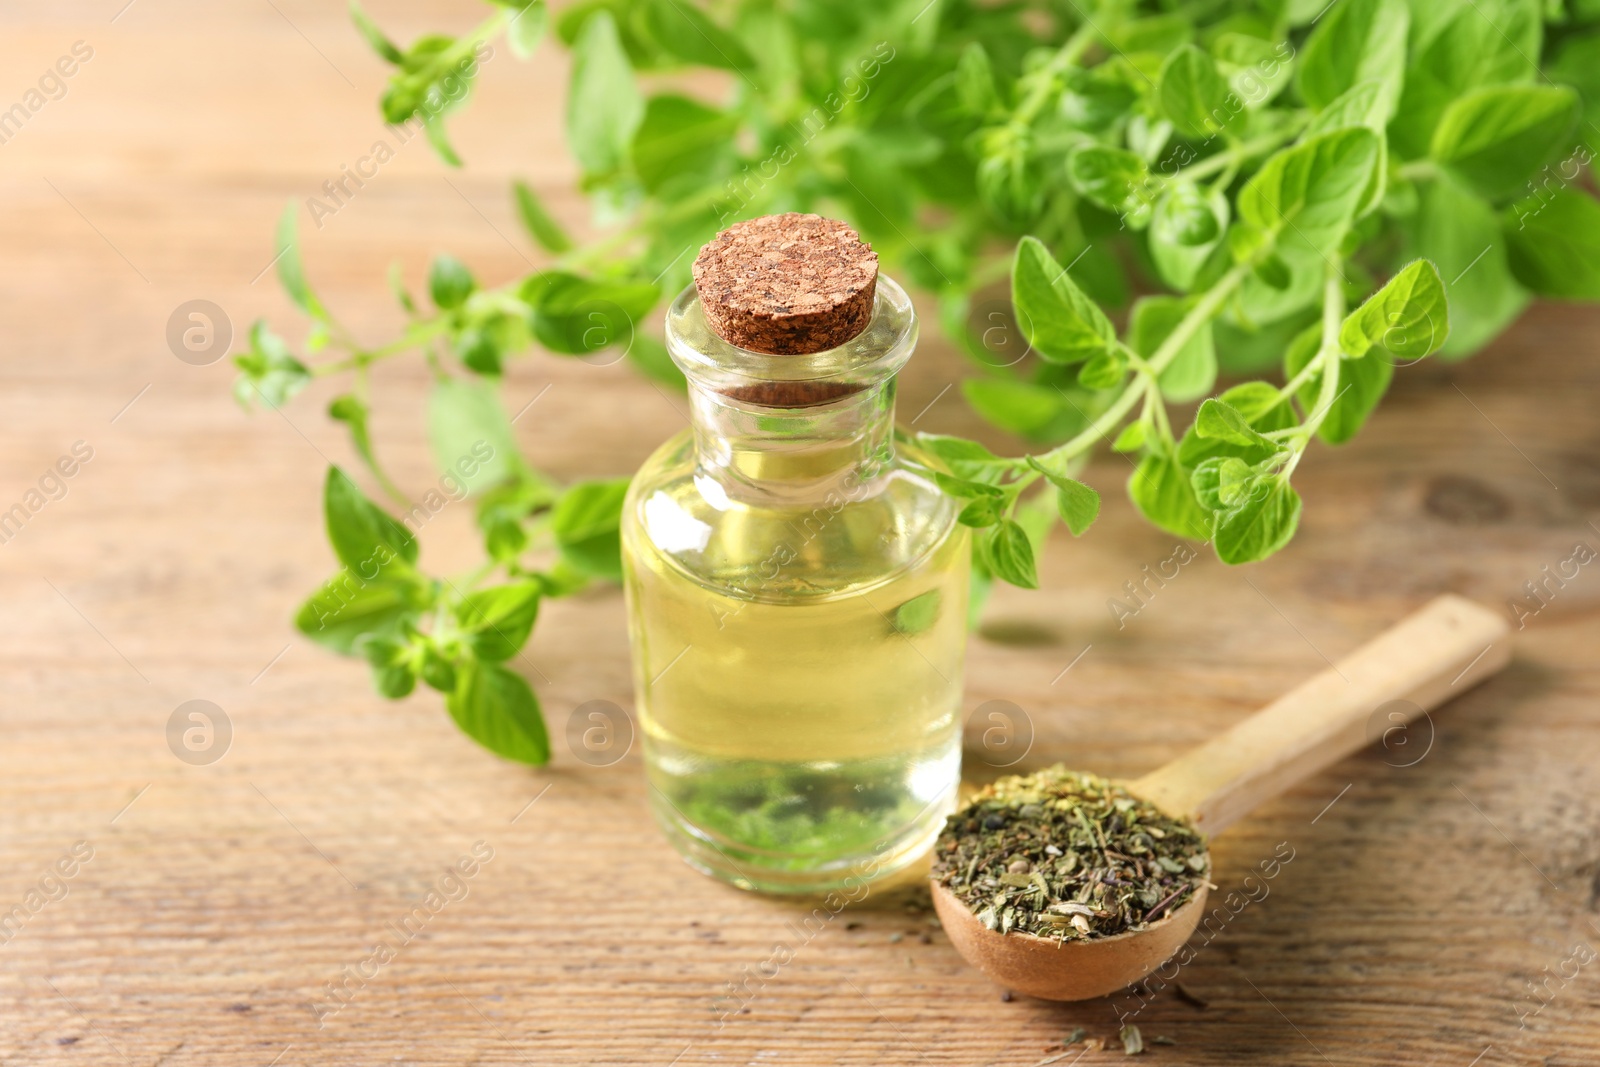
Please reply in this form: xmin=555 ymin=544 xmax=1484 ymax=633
xmin=1 ymin=3 xmax=1597 ymax=1065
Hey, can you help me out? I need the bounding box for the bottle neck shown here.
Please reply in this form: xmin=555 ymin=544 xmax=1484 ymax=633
xmin=664 ymin=270 xmax=918 ymax=501
xmin=688 ymin=380 xmax=898 ymax=499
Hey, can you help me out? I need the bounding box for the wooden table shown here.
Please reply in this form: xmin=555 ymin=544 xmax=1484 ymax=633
xmin=2 ymin=3 xmax=1597 ymax=1064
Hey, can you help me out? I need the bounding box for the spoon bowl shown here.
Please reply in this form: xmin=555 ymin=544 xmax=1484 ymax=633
xmin=932 ymin=595 xmax=1511 ymax=1000
xmin=931 ymin=879 xmax=1209 ymax=1001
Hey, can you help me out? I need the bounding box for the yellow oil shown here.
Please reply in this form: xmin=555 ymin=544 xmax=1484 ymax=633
xmin=623 ymin=432 xmax=968 ymax=893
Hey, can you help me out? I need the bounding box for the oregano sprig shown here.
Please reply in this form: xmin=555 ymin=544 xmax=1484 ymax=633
xmin=234 ymin=0 xmax=1600 ymax=762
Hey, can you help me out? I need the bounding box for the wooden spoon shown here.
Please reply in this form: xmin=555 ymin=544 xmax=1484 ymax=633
xmin=931 ymin=594 xmax=1511 ymax=1001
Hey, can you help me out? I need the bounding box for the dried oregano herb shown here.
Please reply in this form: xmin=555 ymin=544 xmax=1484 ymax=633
xmin=932 ymin=766 xmax=1209 ymax=940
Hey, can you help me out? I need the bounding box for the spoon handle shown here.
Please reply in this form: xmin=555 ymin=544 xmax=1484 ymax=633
xmin=1131 ymin=594 xmax=1511 ymax=835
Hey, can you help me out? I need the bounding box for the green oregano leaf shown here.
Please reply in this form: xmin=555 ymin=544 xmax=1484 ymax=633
xmin=275 ymin=203 xmax=324 ymax=320
xmin=1212 ymin=479 xmax=1302 ymax=564
xmin=1130 ymin=296 xmax=1217 ymax=402
xmin=1158 ymin=44 xmax=1231 ymax=139
xmin=958 ymin=495 xmax=1003 ymax=527
xmin=423 ymin=114 xmax=463 ymax=167
xmin=1024 ymin=456 xmax=1100 ymax=535
xmin=1296 ymin=0 xmax=1409 ymax=122
xmin=513 ymin=179 xmax=573 ymax=253
xmin=1388 ymin=0 xmax=1540 ymax=159
xmin=233 ymin=320 xmax=310 ymax=410
xmin=1066 ymin=145 xmax=1152 ymax=227
xmin=566 ymin=12 xmax=643 ymax=178
xmin=641 ymin=0 xmax=755 ymax=73
xmin=631 ymin=94 xmax=739 ymax=195
xmin=502 ymin=0 xmax=549 ymax=60
xmin=388 ymin=262 xmax=417 ymax=314
xmin=427 ymin=377 xmax=529 ymax=496
xmin=1215 ymin=457 xmax=1258 ymax=508
xmin=1504 ymin=187 xmax=1600 ymax=299
xmin=1150 ymin=182 xmax=1229 ymax=292
xmin=324 ymin=466 xmax=418 ymax=572
xmin=1304 ymin=80 xmax=1390 ymax=217
xmin=1339 ymin=259 xmax=1449 ymax=360
xmin=328 ymin=394 xmax=396 ymax=496
xmin=454 ymin=581 xmax=542 ymax=662
xmin=956 ymin=41 xmax=999 ymax=116
xmin=1128 ymin=452 xmax=1211 ymax=540
xmin=1214 ymin=33 xmax=1293 ymax=106
xmin=1195 ymin=398 xmax=1280 ymax=452
xmin=429 ymin=253 xmax=475 ymax=310
xmin=551 ymin=478 xmax=630 ymax=581
xmin=456 ymin=327 xmax=502 ymax=375
xmin=984 ymin=520 xmax=1039 ymax=590
xmin=420 ymin=644 xmax=458 ymax=692
xmin=1430 ymin=85 xmax=1581 ymax=201
xmin=1054 ymin=479 xmax=1101 ymax=536
xmin=916 ymin=433 xmax=1021 ymax=481
xmin=1190 ymin=456 xmax=1227 ymax=511
xmin=937 ymin=472 xmax=1007 ymax=501
xmin=371 ymin=658 xmax=418 ymax=699
xmin=447 ymin=659 xmax=550 ymax=765
xmin=1238 ymin=128 xmax=1380 ymax=253
xmin=295 ymin=576 xmax=420 ymax=656
xmin=1408 ymin=175 xmax=1527 ymax=357
xmin=349 ymin=0 xmax=403 ymax=64
xmin=960 ymin=379 xmax=1070 ymax=439
xmin=1112 ymin=421 xmax=1147 ymax=452
xmin=524 ymin=272 xmax=659 ymax=355
xmin=1011 ymin=236 xmax=1118 ymax=364
xmin=1305 ymin=79 xmax=1388 ymax=137
xmin=1192 ymin=454 xmax=1264 ymax=512
xmin=1077 ymin=348 xmax=1126 ymax=389
xmin=1217 ymin=381 xmax=1297 ymax=430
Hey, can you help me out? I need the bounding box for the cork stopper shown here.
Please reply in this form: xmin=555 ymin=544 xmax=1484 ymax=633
xmin=692 ymin=213 xmax=879 ymax=356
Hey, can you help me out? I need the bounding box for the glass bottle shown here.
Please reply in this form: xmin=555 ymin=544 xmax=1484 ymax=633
xmin=621 ymin=221 xmax=968 ymax=895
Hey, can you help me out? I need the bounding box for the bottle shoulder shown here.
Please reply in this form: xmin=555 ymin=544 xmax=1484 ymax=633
xmin=623 ymin=429 xmax=966 ymax=601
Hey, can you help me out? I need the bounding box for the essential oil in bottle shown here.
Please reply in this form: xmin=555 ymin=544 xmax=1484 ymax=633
xmin=621 ymin=214 xmax=969 ymax=894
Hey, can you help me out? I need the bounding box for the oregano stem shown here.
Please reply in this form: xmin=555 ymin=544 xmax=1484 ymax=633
xmin=1149 ymin=379 xmax=1175 ymax=445
xmin=1040 ymin=260 xmax=1252 ymax=465
xmin=1277 ymin=352 xmax=1321 ymax=400
xmin=1395 ymin=160 xmax=1440 ymax=183
xmin=313 ymin=320 xmax=452 ymax=376
xmin=1148 ymin=262 xmax=1253 ymax=375
xmin=1176 ymin=121 xmax=1308 ymax=183
xmin=1012 ymin=23 xmax=1099 ymax=130
xmin=1282 ymin=264 xmax=1346 ymax=479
